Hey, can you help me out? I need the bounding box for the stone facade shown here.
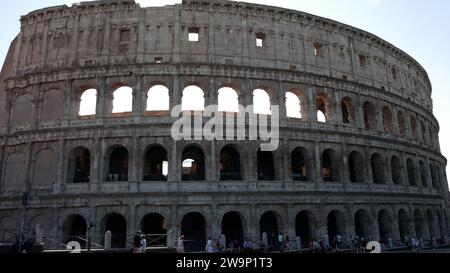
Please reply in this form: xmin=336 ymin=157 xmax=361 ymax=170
xmin=0 ymin=0 xmax=449 ymax=250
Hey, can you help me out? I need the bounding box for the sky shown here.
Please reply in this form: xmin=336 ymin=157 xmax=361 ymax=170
xmin=0 ymin=0 xmax=449 ymax=187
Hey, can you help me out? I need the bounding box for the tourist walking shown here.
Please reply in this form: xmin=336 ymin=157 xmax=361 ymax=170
xmin=176 ymin=235 xmax=185 ymax=253
xmin=133 ymin=231 xmax=142 ymax=253
xmin=140 ymin=234 xmax=147 ymax=253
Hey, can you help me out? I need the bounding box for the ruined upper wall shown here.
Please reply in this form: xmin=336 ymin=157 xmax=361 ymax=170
xmin=7 ymin=0 xmax=432 ymax=108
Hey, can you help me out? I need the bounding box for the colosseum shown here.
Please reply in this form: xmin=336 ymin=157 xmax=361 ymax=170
xmin=0 ymin=0 xmax=449 ymax=252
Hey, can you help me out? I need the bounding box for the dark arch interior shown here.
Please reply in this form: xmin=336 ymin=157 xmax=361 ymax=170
xmin=349 ymin=152 xmax=365 ymax=183
xmin=69 ymin=147 xmax=91 ymax=183
xmin=398 ymin=210 xmax=411 ymax=242
xmin=143 ymin=146 xmax=168 ymax=181
xmin=322 ymin=150 xmax=338 ymax=182
xmin=220 ymin=146 xmax=241 ymax=180
xmin=291 ymin=148 xmax=308 ymax=181
xmin=341 ymin=100 xmax=350 ymax=124
xmin=221 ymin=212 xmax=244 ymax=247
xmin=257 ymin=150 xmax=275 ymax=181
xmin=419 ymin=161 xmax=428 ymax=187
xmin=391 ymin=157 xmax=403 ymax=185
xmin=354 ymin=210 xmax=370 ymax=239
xmin=414 ymin=211 xmax=425 ymax=239
xmin=259 ymin=212 xmax=279 ymax=245
xmin=371 ymin=154 xmax=386 ymax=184
xmin=142 ymin=213 xmax=167 ymax=246
xmin=327 ymin=211 xmax=344 ymax=245
xmin=182 ymin=146 xmax=205 ymax=181
xmin=108 ymin=147 xmax=129 ymax=181
xmin=104 ymin=213 xmax=127 ymax=249
xmin=378 ymin=211 xmax=393 ymax=244
xmin=63 ymin=215 xmax=87 ymax=247
xmin=295 ymin=211 xmax=313 ymax=247
xmin=407 ymin=159 xmax=417 ymax=186
xmin=181 ymin=212 xmax=206 ymax=252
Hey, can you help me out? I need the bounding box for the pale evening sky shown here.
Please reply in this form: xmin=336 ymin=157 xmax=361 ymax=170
xmin=0 ymin=0 xmax=449 ymax=188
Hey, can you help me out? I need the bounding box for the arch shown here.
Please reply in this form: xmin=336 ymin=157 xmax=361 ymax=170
xmin=398 ymin=209 xmax=411 ymax=241
xmin=68 ymin=147 xmax=91 ymax=183
xmin=182 ymin=145 xmax=205 ymax=181
xmin=257 ymin=149 xmax=275 ymax=181
xmin=218 ymin=87 xmax=239 ymax=113
xmin=414 ymin=210 xmax=427 ymax=240
xmin=391 ymin=156 xmax=403 ymax=185
xmin=220 ymin=145 xmax=241 ymax=180
xmin=112 ymin=86 xmax=133 ymax=113
xmin=12 ymin=94 xmax=33 ymax=127
xmin=253 ymin=89 xmax=271 ymax=115
xmin=180 ymin=212 xmax=206 ymax=252
xmin=355 ymin=209 xmax=372 ymax=239
xmin=382 ymin=106 xmax=392 ymax=132
xmin=371 ymin=153 xmax=386 ymax=184
xmin=378 ymin=209 xmax=394 ymax=244
xmin=291 ymin=147 xmax=309 ymax=181
xmin=397 ymin=111 xmax=407 ymax=137
xmin=419 ymin=161 xmax=428 ymax=187
xmin=3 ymin=152 xmax=26 ymax=189
xmin=315 ymin=94 xmax=330 ymax=123
xmin=41 ymin=89 xmax=64 ymax=122
xmin=322 ymin=149 xmax=340 ymax=182
xmin=79 ymin=88 xmax=97 ymax=116
xmin=182 ymin=85 xmax=205 ymax=111
xmin=259 ymin=211 xmax=279 ymax=244
xmin=420 ymin=121 xmax=427 ymax=142
xmin=102 ymin=213 xmax=127 ymax=249
xmin=141 ymin=213 xmax=167 ymax=246
xmin=146 ymin=85 xmax=170 ymax=111
xmin=285 ymin=92 xmax=302 ymax=119
xmin=410 ymin=115 xmax=417 ymax=139
xmin=295 ymin=211 xmax=316 ymax=247
xmin=106 ymin=146 xmax=129 ymax=182
xmin=143 ymin=145 xmax=168 ymax=181
xmin=221 ymin=211 xmax=244 ymax=246
xmin=348 ymin=151 xmax=365 ymax=183
xmin=62 ymin=214 xmax=87 ymax=247
xmin=426 ymin=210 xmax=436 ymax=240
xmin=430 ymin=164 xmax=437 ymax=188
xmin=363 ymin=102 xmax=377 ymax=129
xmin=341 ymin=97 xmax=355 ymax=124
xmin=407 ymin=158 xmax=418 ymax=186
xmin=327 ymin=210 xmax=346 ymax=245
xmin=32 ymin=149 xmax=57 ymax=188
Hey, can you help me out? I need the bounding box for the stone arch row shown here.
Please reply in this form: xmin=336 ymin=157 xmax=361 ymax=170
xmin=60 ymin=206 xmax=450 ymax=250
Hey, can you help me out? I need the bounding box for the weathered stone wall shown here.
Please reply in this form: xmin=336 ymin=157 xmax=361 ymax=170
xmin=0 ymin=0 xmax=448 ymax=249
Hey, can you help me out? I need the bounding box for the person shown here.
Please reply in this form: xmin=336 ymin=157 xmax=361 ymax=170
xmin=278 ymin=232 xmax=284 ymax=252
xmin=284 ymin=235 xmax=291 ymax=251
xmin=177 ymin=235 xmax=185 ymax=253
xmin=133 ymin=231 xmax=142 ymax=253
xmin=140 ymin=234 xmax=147 ymax=253
xmin=206 ymin=236 xmax=214 ymax=253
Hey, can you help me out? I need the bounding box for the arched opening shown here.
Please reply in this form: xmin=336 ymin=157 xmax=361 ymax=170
xmin=107 ymin=146 xmax=129 ymax=182
xmin=143 ymin=146 xmax=168 ymax=181
xmin=103 ymin=213 xmax=127 ymax=249
xmin=378 ymin=210 xmax=393 ymax=244
xmin=426 ymin=210 xmax=436 ymax=240
xmin=341 ymin=97 xmax=355 ymax=124
xmin=355 ymin=210 xmax=371 ymax=239
xmin=382 ymin=106 xmax=392 ymax=132
xmin=322 ymin=149 xmax=340 ymax=182
xmin=348 ymin=151 xmax=365 ymax=183
xmin=391 ymin=156 xmax=403 ymax=185
xmin=316 ymin=96 xmax=328 ymax=123
xmin=112 ymin=86 xmax=133 ymax=113
xmin=257 ymin=149 xmax=275 ymax=181
xmin=295 ymin=211 xmax=315 ymax=247
xmin=414 ymin=210 xmax=427 ymax=240
xmin=181 ymin=212 xmax=206 ymax=252
xmin=291 ymin=147 xmax=308 ymax=181
xmin=220 ymin=145 xmax=241 ymax=180
xmin=363 ymin=102 xmax=377 ymax=129
xmin=430 ymin=164 xmax=437 ymax=188
xmin=79 ymin=88 xmax=97 ymax=116
xmin=182 ymin=85 xmax=205 ymax=111
xmin=398 ymin=209 xmax=411 ymax=242
xmin=397 ymin=111 xmax=407 ymax=137
xmin=259 ymin=211 xmax=279 ymax=245
xmin=221 ymin=211 xmax=244 ymax=247
xmin=141 ymin=213 xmax=167 ymax=246
xmin=419 ymin=161 xmax=428 ymax=187
xmin=182 ymin=146 xmax=205 ymax=181
xmin=420 ymin=121 xmax=427 ymax=142
xmin=146 ymin=85 xmax=170 ymax=111
xmin=371 ymin=153 xmax=386 ymax=184
xmin=407 ymin=158 xmax=418 ymax=186
xmin=68 ymin=147 xmax=91 ymax=183
xmin=62 ymin=214 xmax=87 ymax=247
xmin=218 ymin=87 xmax=239 ymax=113
xmin=285 ymin=92 xmax=302 ymax=119
xmin=253 ymin=89 xmax=271 ymax=115
xmin=410 ymin=116 xmax=417 ymax=139
xmin=327 ymin=210 xmax=346 ymax=245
